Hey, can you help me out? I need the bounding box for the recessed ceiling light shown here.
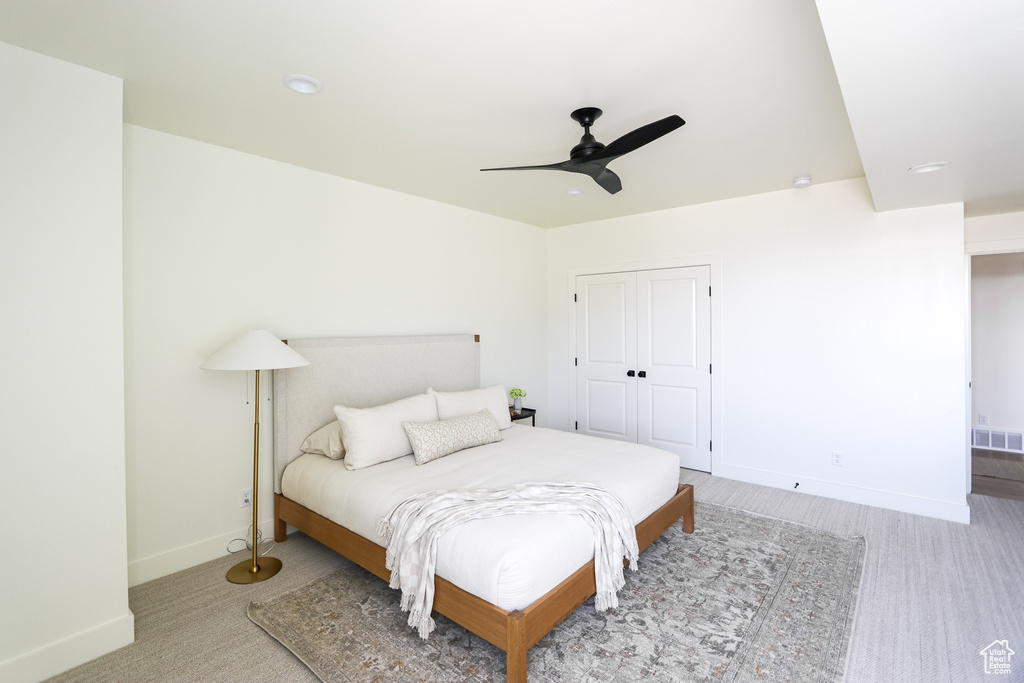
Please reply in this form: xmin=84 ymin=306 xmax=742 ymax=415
xmin=567 ymin=188 xmax=584 ymax=195
xmin=793 ymin=176 xmax=812 ymax=188
xmin=283 ymin=75 xmax=322 ymax=95
xmin=908 ymin=161 xmax=950 ymax=174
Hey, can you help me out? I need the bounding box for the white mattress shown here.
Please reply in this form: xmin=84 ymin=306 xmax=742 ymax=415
xmin=281 ymin=424 xmax=679 ymax=611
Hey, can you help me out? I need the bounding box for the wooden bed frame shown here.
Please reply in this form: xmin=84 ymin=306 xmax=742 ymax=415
xmin=270 ymin=334 xmax=695 ymax=682
xmin=274 ymin=484 xmax=693 ymax=682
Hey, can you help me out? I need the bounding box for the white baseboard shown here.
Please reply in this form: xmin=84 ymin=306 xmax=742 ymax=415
xmin=0 ymin=612 xmax=134 ymax=683
xmin=128 ymin=518 xmax=277 ymax=587
xmin=712 ymin=463 xmax=972 ymax=524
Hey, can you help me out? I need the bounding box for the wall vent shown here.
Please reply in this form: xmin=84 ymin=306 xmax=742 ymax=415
xmin=972 ymin=426 xmax=1024 ymax=453
xmin=1010 ymin=432 xmax=1023 ymax=451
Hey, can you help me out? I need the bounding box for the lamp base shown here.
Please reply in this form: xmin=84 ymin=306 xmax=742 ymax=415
xmin=226 ymin=556 xmax=282 ymax=584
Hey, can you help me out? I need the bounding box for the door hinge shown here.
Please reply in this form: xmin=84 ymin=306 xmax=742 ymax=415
xmin=710 ymin=440 xmax=713 ymax=452
xmin=574 ymin=357 xmax=578 ymax=366
xmin=709 ymin=363 xmax=712 ymax=373
xmin=574 ymin=293 xmax=577 ymax=302
xmin=709 ymin=285 xmax=712 ymax=297
xmin=575 ymin=421 xmax=578 ymax=431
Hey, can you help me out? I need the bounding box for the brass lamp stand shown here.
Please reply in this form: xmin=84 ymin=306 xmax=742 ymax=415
xmin=226 ymin=368 xmax=282 ymax=584
xmin=200 ymin=329 xmax=310 ymax=584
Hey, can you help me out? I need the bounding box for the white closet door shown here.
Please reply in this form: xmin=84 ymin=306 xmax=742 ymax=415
xmin=575 ymin=272 xmax=638 ymax=443
xmin=636 ymin=266 xmax=711 ymax=471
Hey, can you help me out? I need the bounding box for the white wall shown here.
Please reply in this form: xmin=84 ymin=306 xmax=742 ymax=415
xmin=548 ymin=178 xmax=969 ymax=522
xmin=122 ymin=125 xmax=547 ymax=584
xmin=0 ymin=43 xmax=133 ymax=681
xmin=965 ymin=210 xmax=1024 ymax=249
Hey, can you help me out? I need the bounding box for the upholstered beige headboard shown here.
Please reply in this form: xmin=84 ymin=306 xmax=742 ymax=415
xmin=273 ymin=334 xmax=480 ymax=492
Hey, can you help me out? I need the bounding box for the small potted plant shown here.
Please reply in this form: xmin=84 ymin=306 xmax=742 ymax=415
xmin=509 ymin=387 xmax=526 ymax=415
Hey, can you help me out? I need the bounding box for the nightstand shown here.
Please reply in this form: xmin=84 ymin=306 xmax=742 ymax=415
xmin=510 ymin=407 xmax=536 ymax=426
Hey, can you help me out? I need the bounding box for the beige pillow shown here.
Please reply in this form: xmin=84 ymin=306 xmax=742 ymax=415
xmin=335 ymin=392 xmax=438 ymax=470
xmin=403 ymin=410 xmax=502 ymax=465
xmin=431 ymin=384 xmax=513 ymax=430
xmin=300 ymin=421 xmax=345 ymax=460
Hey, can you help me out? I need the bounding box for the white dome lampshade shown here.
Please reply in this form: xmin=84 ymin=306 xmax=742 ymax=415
xmin=201 ymin=329 xmax=310 ymax=371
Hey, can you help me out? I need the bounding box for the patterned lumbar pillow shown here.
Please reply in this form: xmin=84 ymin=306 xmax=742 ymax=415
xmin=402 ymin=410 xmax=502 ymax=465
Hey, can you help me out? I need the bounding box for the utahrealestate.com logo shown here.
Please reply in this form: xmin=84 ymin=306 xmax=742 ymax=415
xmin=979 ymin=640 xmax=1015 ymax=675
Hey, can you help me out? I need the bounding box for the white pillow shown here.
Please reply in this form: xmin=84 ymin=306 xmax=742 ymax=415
xmin=403 ymin=410 xmax=502 ymax=465
xmin=431 ymin=384 xmax=513 ymax=430
xmin=335 ymin=392 xmax=438 ymax=471
xmin=300 ymin=421 xmax=345 ymax=460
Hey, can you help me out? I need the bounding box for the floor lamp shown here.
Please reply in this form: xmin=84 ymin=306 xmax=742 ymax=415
xmin=201 ymin=329 xmax=310 ymax=584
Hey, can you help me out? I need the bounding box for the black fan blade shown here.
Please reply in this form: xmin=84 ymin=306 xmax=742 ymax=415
xmin=575 ymin=161 xmax=622 ymax=194
xmin=594 ymin=115 xmax=684 ymax=162
xmin=594 ymin=168 xmax=622 ymax=194
xmin=480 ymin=159 xmax=576 ymax=173
xmin=482 ymin=157 xmax=622 ymax=194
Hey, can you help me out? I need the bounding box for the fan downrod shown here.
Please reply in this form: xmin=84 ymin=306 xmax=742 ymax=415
xmin=570 ymin=107 xmax=605 ymax=159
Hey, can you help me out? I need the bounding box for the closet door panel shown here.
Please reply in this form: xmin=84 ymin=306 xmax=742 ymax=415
xmin=576 ymin=273 xmax=637 ymax=442
xmin=637 ymin=267 xmax=711 ymax=471
xmin=647 ymin=385 xmax=698 ymax=447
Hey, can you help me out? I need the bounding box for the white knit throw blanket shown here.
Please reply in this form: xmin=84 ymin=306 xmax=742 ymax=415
xmin=377 ymin=481 xmax=639 ymax=639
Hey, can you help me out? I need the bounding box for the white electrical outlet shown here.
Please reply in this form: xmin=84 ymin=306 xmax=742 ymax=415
xmin=240 ymin=487 xmax=252 ymax=507
xmin=831 ymin=451 xmax=843 ymax=467
xmin=978 ymin=414 xmax=989 ymax=426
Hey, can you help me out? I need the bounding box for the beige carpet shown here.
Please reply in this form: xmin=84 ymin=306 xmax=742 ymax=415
xmin=47 ymin=471 xmax=1024 ymax=683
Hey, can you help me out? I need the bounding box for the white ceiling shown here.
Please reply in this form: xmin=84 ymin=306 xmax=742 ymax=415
xmin=0 ymin=0 xmax=1020 ymax=228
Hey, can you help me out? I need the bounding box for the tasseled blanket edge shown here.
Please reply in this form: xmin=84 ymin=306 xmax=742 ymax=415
xmin=594 ymin=591 xmax=618 ymax=612
xmin=406 ymin=608 xmax=436 ymax=640
xmin=377 ymin=518 xmax=393 ymax=545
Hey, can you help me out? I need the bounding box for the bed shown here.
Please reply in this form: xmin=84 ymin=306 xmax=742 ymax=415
xmin=272 ymin=334 xmax=694 ymax=682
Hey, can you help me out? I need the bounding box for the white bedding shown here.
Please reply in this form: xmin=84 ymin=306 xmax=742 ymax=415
xmin=281 ymin=424 xmax=679 ymax=611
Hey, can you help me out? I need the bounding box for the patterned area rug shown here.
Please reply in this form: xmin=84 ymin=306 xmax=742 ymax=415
xmin=248 ymin=503 xmax=864 ymax=682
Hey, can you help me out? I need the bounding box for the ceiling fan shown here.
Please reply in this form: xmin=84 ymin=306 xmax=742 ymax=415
xmin=481 ymin=107 xmax=685 ymax=194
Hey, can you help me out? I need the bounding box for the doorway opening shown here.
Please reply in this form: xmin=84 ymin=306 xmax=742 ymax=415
xmin=970 ymin=252 xmax=1024 ymax=501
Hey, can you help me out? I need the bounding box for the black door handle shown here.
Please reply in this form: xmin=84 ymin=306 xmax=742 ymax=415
xmin=627 ymin=370 xmax=635 ymax=377
xmin=638 ymin=371 xmax=647 ymax=378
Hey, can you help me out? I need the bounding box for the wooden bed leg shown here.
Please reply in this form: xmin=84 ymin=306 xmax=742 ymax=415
xmin=682 ymin=484 xmax=695 ymax=534
xmin=505 ymin=610 xmax=527 ymax=683
xmin=274 ymin=494 xmax=288 ymax=542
